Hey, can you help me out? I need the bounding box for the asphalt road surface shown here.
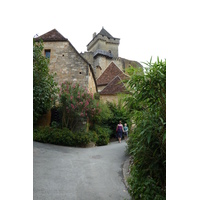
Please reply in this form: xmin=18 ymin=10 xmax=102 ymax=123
xmin=33 ymin=141 xmax=131 ymax=200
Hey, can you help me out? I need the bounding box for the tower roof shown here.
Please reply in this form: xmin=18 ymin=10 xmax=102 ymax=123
xmin=87 ymin=27 xmax=120 ymax=47
xmin=98 ymin=27 xmax=115 ymax=39
xmin=34 ymin=29 xmax=68 ymax=42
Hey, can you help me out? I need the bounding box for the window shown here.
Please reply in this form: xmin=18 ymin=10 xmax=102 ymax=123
xmin=45 ymin=49 xmax=51 ymax=58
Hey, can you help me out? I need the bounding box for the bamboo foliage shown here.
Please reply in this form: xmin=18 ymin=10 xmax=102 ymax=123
xmin=125 ymin=57 xmax=166 ymax=199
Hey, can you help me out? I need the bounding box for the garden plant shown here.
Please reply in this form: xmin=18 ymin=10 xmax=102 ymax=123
xmin=124 ymin=57 xmax=166 ymax=200
xmin=33 ymin=39 xmax=59 ymax=124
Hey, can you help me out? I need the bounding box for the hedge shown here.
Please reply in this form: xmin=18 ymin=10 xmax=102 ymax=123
xmin=33 ymin=127 xmax=98 ymax=147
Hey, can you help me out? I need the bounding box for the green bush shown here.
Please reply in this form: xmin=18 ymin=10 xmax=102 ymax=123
xmin=127 ymin=165 xmax=165 ymax=200
xmin=74 ymin=130 xmax=98 ymax=147
xmin=106 ymin=100 xmax=132 ymax=138
xmin=33 ymin=127 xmax=74 ymax=146
xmin=92 ymin=125 xmax=111 ymax=146
xmin=96 ymin=132 xmax=109 ymax=146
xmin=125 ymin=57 xmax=166 ymax=199
xmin=59 ymin=81 xmax=101 ymax=131
xmin=33 ymin=39 xmax=59 ymax=124
xmin=33 ymin=127 xmax=97 ymax=147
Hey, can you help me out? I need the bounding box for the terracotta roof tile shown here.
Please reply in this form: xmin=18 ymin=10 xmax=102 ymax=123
xmin=100 ymin=76 xmax=126 ymax=95
xmin=34 ymin=29 xmax=68 ymax=42
xmin=96 ymin=62 xmax=129 ymax=86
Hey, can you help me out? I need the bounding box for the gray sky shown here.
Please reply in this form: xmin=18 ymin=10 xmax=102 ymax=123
xmin=1 ymin=1 xmax=200 ymax=199
xmin=32 ymin=0 xmax=168 ymax=65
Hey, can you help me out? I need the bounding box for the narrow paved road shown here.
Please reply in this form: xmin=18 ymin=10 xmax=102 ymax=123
xmin=33 ymin=141 xmax=131 ymax=200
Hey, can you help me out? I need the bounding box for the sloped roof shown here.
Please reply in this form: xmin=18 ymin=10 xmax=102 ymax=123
xmin=34 ymin=29 xmax=68 ymax=42
xmin=100 ymin=76 xmax=126 ymax=95
xmin=98 ymin=27 xmax=116 ymax=39
xmin=87 ymin=27 xmax=120 ymax=47
xmin=96 ymin=62 xmax=129 ymax=86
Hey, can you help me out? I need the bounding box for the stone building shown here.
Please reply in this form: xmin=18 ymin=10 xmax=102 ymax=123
xmin=34 ymin=29 xmax=97 ymax=94
xmin=81 ymin=27 xmax=142 ymax=78
xmin=81 ymin=27 xmax=143 ymax=102
xmin=96 ymin=62 xmax=129 ymax=103
xmin=34 ymin=28 xmax=142 ymax=103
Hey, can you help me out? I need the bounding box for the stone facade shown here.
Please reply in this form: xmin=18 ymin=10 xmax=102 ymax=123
xmin=35 ymin=28 xmax=142 ymax=104
xmin=87 ymin=31 xmax=120 ymax=58
xmin=100 ymin=95 xmax=118 ymax=103
xmin=88 ymin=66 xmax=97 ymax=93
xmin=81 ymin=27 xmax=143 ymax=103
xmin=35 ymin=29 xmax=97 ymax=94
xmin=81 ymin=28 xmax=143 ymax=80
xmin=34 ymin=29 xmax=98 ymax=127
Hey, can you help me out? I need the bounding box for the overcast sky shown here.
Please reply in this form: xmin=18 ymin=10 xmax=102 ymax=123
xmin=31 ymin=2 xmax=200 ymax=198
xmin=1 ymin=1 xmax=200 ymax=199
xmin=32 ymin=0 xmax=168 ymax=66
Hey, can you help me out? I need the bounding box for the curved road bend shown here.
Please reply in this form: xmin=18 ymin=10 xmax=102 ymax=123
xmin=33 ymin=141 xmax=131 ymax=200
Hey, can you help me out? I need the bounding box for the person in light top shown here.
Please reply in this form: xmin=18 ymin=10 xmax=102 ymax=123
xmin=123 ymin=123 xmax=128 ymax=141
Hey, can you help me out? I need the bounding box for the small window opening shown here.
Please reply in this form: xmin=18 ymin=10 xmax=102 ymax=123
xmin=45 ymin=49 xmax=51 ymax=58
xmin=79 ymin=72 xmax=82 ymax=74
xmin=62 ymin=54 xmax=64 ymax=57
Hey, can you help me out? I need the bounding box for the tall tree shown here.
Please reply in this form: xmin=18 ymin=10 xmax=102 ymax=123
xmin=33 ymin=39 xmax=58 ymax=124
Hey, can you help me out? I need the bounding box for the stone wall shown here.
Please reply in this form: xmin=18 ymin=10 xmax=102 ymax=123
xmin=114 ymin=57 xmax=143 ymax=72
xmin=80 ymin=51 xmax=93 ymax=66
xmin=94 ymin=57 xmax=141 ymax=78
xmin=88 ymin=66 xmax=97 ymax=94
xmin=42 ymin=41 xmax=96 ymax=93
xmin=100 ymin=94 xmax=118 ymax=103
xmin=97 ymin=85 xmax=105 ymax=92
xmin=87 ymin=34 xmax=120 ymax=58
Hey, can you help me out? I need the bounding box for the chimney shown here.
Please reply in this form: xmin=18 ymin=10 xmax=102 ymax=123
xmin=93 ymin=32 xmax=96 ymax=38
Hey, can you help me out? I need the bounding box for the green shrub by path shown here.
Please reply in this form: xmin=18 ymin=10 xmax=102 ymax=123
xmin=91 ymin=124 xmax=111 ymax=146
xmin=127 ymin=164 xmax=165 ymax=200
xmin=33 ymin=39 xmax=59 ymax=124
xmin=106 ymin=100 xmax=132 ymax=138
xmin=125 ymin=57 xmax=166 ymax=199
xmin=33 ymin=127 xmax=97 ymax=147
xmin=59 ymin=81 xmax=100 ymax=131
xmin=96 ymin=132 xmax=109 ymax=146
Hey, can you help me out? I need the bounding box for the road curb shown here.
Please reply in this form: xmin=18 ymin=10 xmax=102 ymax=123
xmin=122 ymin=156 xmax=131 ymax=189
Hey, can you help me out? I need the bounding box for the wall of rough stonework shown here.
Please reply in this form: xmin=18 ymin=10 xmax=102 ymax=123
xmin=94 ymin=57 xmax=141 ymax=78
xmin=87 ymin=35 xmax=119 ymax=58
xmin=100 ymin=94 xmax=118 ymax=103
xmin=94 ymin=57 xmax=124 ymax=79
xmin=80 ymin=52 xmax=94 ymax=66
xmin=88 ymin=40 xmax=119 ymax=58
xmin=97 ymin=85 xmax=106 ymax=92
xmin=113 ymin=57 xmax=142 ymax=72
xmin=42 ymin=41 xmax=93 ymax=91
xmin=88 ymin=66 xmax=97 ymax=94
xmin=94 ymin=56 xmax=108 ymax=75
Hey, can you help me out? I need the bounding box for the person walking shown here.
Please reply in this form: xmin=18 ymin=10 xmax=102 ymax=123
xmin=123 ymin=123 xmax=128 ymax=141
xmin=116 ymin=120 xmax=124 ymax=143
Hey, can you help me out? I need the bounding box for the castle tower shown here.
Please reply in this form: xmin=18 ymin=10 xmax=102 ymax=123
xmin=81 ymin=27 xmax=142 ymax=80
xmin=87 ymin=27 xmax=120 ymax=58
